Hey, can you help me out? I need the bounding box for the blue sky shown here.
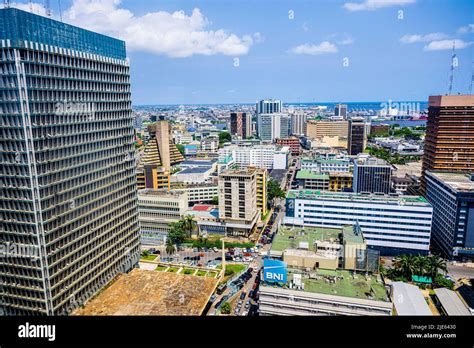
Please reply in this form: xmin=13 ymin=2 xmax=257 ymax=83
xmin=13 ymin=0 xmax=474 ymax=104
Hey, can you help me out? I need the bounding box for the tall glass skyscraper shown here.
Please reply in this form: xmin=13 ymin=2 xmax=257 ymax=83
xmin=0 ymin=8 xmax=140 ymax=315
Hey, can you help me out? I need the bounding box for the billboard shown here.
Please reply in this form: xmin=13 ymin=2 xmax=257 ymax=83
xmin=263 ymin=259 xmax=287 ymax=284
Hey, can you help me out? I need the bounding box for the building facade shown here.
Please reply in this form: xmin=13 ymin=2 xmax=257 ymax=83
xmin=138 ymin=190 xmax=188 ymax=245
xmin=0 ymin=8 xmax=140 ymax=315
xmin=230 ymin=112 xmax=252 ymax=139
xmin=284 ymin=190 xmax=433 ymax=255
xmin=218 ymin=144 xmax=288 ymax=170
xmin=425 ymin=171 xmax=474 ymax=259
xmin=421 ymin=95 xmax=474 ymax=194
xmin=257 ymin=113 xmax=290 ymax=142
xmin=290 ymin=111 xmax=307 ymax=135
xmin=256 ymin=99 xmax=282 ymax=114
xmin=276 ymin=137 xmax=300 ymax=155
xmin=305 ymin=120 xmax=348 ymax=139
xmin=348 ymin=118 xmax=366 ymax=156
xmin=218 ymin=169 xmax=260 ymax=236
xmin=353 ymin=156 xmax=392 ymax=194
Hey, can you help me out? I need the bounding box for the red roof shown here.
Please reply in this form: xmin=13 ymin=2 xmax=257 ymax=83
xmin=192 ymin=204 xmax=213 ymax=211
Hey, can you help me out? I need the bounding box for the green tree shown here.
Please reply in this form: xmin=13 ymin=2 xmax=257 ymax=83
xmin=168 ymin=221 xmax=186 ymax=245
xmin=413 ymin=255 xmax=429 ymax=276
xmin=393 ymin=254 xmax=416 ymax=279
xmin=182 ymin=214 xmax=197 ymax=238
xmin=176 ymin=144 xmax=185 ymax=156
xmin=211 ymin=196 xmax=219 ymax=205
xmin=220 ymin=302 xmax=232 ymax=314
xmin=165 ymin=238 xmax=176 ymax=255
xmin=218 ymin=131 xmax=232 ymax=144
xmin=267 ymin=179 xmax=285 ymax=201
xmin=427 ymin=255 xmax=447 ymax=279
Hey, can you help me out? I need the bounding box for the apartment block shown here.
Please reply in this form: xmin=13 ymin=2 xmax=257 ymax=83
xmin=218 ymin=168 xmax=260 ymax=236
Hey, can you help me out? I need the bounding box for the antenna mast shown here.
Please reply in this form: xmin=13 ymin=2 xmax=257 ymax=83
xmin=44 ymin=0 xmax=51 ymax=17
xmin=448 ymin=41 xmax=456 ymax=95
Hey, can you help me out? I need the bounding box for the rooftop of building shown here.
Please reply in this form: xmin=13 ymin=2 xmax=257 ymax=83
xmin=220 ymin=168 xmax=257 ymax=177
xmin=73 ymin=269 xmax=218 ymax=316
xmin=354 ymin=155 xmax=390 ymax=167
xmin=271 ymin=225 xmax=359 ymax=252
xmin=180 ymin=159 xmax=217 ymax=167
xmin=138 ymin=189 xmax=187 ymax=198
xmin=0 ymin=8 xmax=126 ymax=59
xmin=428 ymin=172 xmax=474 ymax=192
xmin=263 ymin=269 xmax=389 ymax=302
xmin=177 ymin=167 xmax=213 ymax=175
xmin=287 ymin=189 xmax=430 ymax=205
xmin=296 ymin=170 xmax=330 ymax=180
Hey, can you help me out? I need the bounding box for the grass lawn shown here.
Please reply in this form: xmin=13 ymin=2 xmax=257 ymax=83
xmin=167 ymin=267 xmax=179 ymax=273
xmin=141 ymin=255 xmax=157 ymax=261
xmin=155 ymin=265 xmax=167 ymax=271
xmin=183 ymin=268 xmax=196 ymax=275
xmin=206 ymin=271 xmax=218 ymax=278
xmin=196 ymin=270 xmax=207 ymax=277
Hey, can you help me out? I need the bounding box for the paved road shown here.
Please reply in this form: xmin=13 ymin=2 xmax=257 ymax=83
xmin=447 ymin=263 xmax=474 ymax=281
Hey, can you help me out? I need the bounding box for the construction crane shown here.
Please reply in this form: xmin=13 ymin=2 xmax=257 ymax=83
xmin=448 ymin=40 xmax=456 ymax=95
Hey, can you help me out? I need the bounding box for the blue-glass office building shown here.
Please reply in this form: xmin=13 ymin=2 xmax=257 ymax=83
xmin=0 ymin=8 xmax=140 ymax=315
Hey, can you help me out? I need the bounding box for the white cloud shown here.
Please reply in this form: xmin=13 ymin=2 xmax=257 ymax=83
xmin=400 ymin=32 xmax=449 ymax=44
xmin=13 ymin=0 xmax=257 ymax=58
xmin=64 ymin=0 xmax=258 ymax=57
xmin=302 ymin=22 xmax=310 ymax=32
xmin=290 ymin=41 xmax=338 ymax=55
xmin=423 ymin=39 xmax=472 ymax=51
xmin=10 ymin=2 xmax=48 ymax=16
xmin=458 ymin=24 xmax=474 ymax=34
xmin=344 ymin=0 xmax=415 ymax=12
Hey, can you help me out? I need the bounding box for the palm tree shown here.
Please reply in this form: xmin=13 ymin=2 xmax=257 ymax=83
xmin=183 ymin=215 xmax=197 ymax=238
xmin=413 ymin=255 xmax=429 ymax=277
xmin=393 ymin=254 xmax=415 ymax=279
xmin=427 ymin=255 xmax=447 ymax=279
xmin=165 ymin=238 xmax=176 ymax=256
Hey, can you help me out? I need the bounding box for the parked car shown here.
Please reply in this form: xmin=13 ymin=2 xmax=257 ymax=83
xmin=209 ymin=294 xmax=217 ymax=303
xmin=240 ymin=292 xmax=246 ymax=300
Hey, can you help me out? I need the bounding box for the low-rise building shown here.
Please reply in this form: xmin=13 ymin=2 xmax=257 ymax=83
xmin=276 ymin=137 xmax=301 ymax=155
xmin=425 ymin=171 xmax=474 ymax=260
xmin=284 ymin=190 xmax=433 ymax=255
xmin=138 ymin=189 xmax=189 ymax=245
xmin=391 ymin=282 xmax=432 ymax=316
xmin=259 ymin=269 xmax=391 ymax=316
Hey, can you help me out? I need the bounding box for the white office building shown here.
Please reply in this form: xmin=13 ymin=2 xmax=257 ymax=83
xmin=257 ymin=113 xmax=291 ymax=142
xmin=218 ymin=144 xmax=288 ymax=170
xmin=284 ymin=190 xmax=433 ymax=255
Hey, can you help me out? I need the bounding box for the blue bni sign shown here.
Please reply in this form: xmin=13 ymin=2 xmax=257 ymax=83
xmin=263 ymin=259 xmax=287 ymax=284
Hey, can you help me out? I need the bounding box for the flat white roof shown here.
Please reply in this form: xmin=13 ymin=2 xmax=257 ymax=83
xmin=391 ymin=282 xmax=432 ymax=316
xmin=434 ymin=288 xmax=471 ymax=316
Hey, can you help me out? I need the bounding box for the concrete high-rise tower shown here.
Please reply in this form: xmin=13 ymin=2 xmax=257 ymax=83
xmin=421 ymin=95 xmax=474 ymax=194
xmin=0 ymin=8 xmax=140 ymax=315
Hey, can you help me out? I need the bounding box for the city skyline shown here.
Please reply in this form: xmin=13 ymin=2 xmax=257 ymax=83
xmin=7 ymin=0 xmax=474 ymax=104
